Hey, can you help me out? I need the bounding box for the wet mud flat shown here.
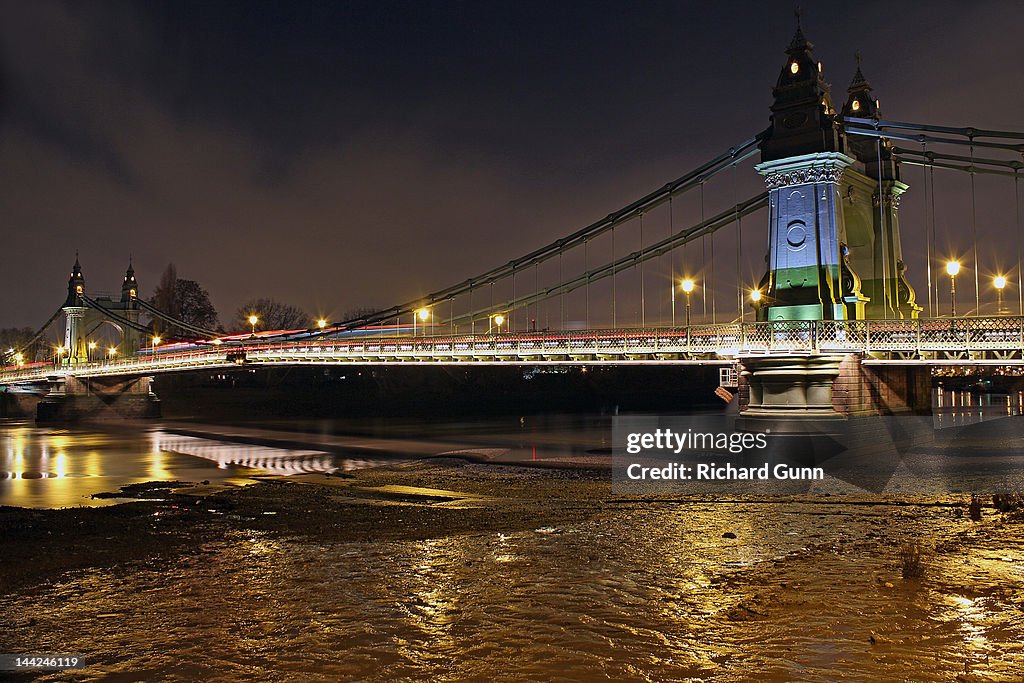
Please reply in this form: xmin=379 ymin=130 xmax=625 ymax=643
xmin=0 ymin=460 xmax=605 ymax=594
xmin=2 ymin=461 xmax=1024 ymax=682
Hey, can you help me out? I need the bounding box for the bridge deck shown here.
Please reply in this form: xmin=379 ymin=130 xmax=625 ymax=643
xmin=4 ymin=317 xmax=1024 ymax=384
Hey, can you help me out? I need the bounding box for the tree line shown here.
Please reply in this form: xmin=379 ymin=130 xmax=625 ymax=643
xmin=148 ymin=263 xmax=373 ymax=339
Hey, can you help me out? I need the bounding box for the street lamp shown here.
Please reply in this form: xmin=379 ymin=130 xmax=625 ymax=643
xmin=750 ymin=288 xmax=763 ymax=320
xmin=946 ymin=261 xmax=960 ymax=317
xmin=14 ymin=352 xmax=23 ymax=366
xmin=994 ymin=275 xmax=1007 ymax=315
xmin=108 ymin=346 xmax=117 ymax=359
xmin=317 ymin=318 xmax=328 ymax=330
xmin=88 ymin=340 xmax=97 ymax=361
xmin=415 ymin=307 xmax=430 ymax=337
xmin=681 ymin=279 xmax=695 ymax=326
xmin=490 ymin=313 xmax=505 ymax=334
xmin=55 ymin=345 xmax=65 ymax=368
xmin=152 ymin=336 xmax=161 ymax=356
xmin=248 ymin=315 xmax=259 ymax=336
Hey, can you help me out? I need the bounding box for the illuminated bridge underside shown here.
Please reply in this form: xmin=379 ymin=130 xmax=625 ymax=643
xmin=5 ymin=316 xmax=1024 ymax=384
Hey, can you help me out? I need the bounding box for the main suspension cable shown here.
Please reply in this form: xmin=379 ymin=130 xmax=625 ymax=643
xmin=318 ymin=133 xmax=766 ymax=335
xmin=447 ymin=192 xmax=767 ymax=329
xmin=11 ymin=307 xmax=63 ymax=360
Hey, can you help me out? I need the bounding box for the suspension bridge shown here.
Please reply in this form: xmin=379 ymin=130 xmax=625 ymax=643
xmin=3 ymin=23 xmax=1023 ymax=422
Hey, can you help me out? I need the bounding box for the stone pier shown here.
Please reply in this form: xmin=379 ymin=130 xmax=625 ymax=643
xmin=737 ymin=353 xmax=930 ymax=430
xmin=36 ymin=375 xmax=161 ymax=423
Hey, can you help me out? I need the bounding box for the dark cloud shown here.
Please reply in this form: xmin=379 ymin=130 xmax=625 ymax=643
xmin=1 ymin=0 xmax=1022 ymax=329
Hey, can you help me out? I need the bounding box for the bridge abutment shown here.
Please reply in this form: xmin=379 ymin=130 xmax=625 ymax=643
xmin=36 ymin=375 xmax=161 ymax=423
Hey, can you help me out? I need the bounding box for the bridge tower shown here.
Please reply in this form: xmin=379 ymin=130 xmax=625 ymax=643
xmin=39 ymin=256 xmax=160 ymax=423
xmin=61 ymin=255 xmax=89 ymax=366
xmin=118 ymin=260 xmax=143 ymax=355
xmin=753 ymin=25 xmax=918 ymax=322
xmin=754 ymin=22 xmax=866 ymax=321
xmin=838 ymin=59 xmax=921 ymax=319
xmin=740 ymin=24 xmax=929 ymax=425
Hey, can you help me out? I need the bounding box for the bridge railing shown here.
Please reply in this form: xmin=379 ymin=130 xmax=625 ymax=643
xmin=5 ymin=316 xmax=1024 ymax=382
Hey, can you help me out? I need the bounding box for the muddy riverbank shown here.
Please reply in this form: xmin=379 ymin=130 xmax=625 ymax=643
xmin=3 ymin=456 xmax=1024 ymax=681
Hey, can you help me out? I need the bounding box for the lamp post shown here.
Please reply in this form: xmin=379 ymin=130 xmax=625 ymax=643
xmin=994 ymin=276 xmax=1007 ymax=315
xmin=55 ymin=345 xmax=65 ymax=369
xmin=489 ymin=313 xmax=505 ymax=334
xmin=317 ymin=318 xmax=327 ymax=330
xmin=88 ymin=340 xmax=97 ymax=362
xmin=671 ymin=282 xmax=676 ymax=326
xmin=681 ymin=279 xmax=695 ymax=326
xmin=750 ymin=288 xmax=762 ymax=321
xmin=108 ymin=346 xmax=117 ymax=360
xmin=248 ymin=315 xmax=258 ymax=336
xmin=946 ymin=261 xmax=960 ymax=317
xmin=415 ymin=307 xmax=430 ymax=338
xmin=152 ymin=336 xmax=161 ymax=356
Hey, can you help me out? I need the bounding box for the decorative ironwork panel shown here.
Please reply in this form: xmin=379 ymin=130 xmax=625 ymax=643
xmin=917 ymin=319 xmax=967 ymax=350
xmin=766 ymin=321 xmax=814 ymax=351
xmin=865 ymin=320 xmax=918 ymax=351
xmin=967 ymin=316 xmax=1023 ymax=349
xmin=817 ymin=320 xmax=867 ymax=351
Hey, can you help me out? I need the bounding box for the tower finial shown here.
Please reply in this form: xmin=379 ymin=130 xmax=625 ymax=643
xmin=848 ymin=52 xmax=870 ymax=92
xmin=787 ymin=8 xmax=811 ymax=54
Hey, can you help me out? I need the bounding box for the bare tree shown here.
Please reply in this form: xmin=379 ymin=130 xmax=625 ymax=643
xmin=235 ymin=298 xmax=309 ymax=333
xmin=148 ymin=263 xmax=220 ymax=337
xmin=0 ymin=327 xmax=35 ymax=363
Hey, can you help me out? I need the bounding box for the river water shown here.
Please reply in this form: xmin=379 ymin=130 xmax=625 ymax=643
xmin=2 ymin=389 xmax=1020 ymax=509
xmin=3 ymin=393 xmax=1024 ymax=680
xmin=0 ymin=413 xmax=612 ymax=509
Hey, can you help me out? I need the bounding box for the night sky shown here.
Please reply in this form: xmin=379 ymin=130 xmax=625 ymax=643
xmin=2 ymin=1 xmax=1023 ymax=330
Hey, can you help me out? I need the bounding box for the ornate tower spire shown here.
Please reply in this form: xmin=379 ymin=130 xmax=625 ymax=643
xmin=121 ymin=257 xmax=138 ymax=302
xmin=62 ymin=254 xmax=89 ymax=366
xmin=65 ymin=254 xmax=85 ymax=307
xmin=761 ymin=15 xmax=843 ymax=163
xmin=789 ymin=8 xmax=809 ymax=53
xmin=841 ymin=52 xmax=880 ymax=120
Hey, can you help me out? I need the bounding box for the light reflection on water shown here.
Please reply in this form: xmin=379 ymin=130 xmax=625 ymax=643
xmin=3 ymin=505 xmax=1022 ymax=681
xmin=0 ymin=422 xmax=399 ymax=509
xmin=1 ymin=389 xmax=1020 ymax=509
xmin=933 ymin=387 xmax=1024 ymax=429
